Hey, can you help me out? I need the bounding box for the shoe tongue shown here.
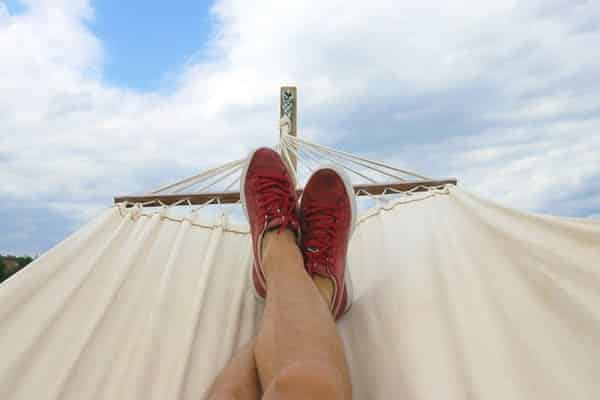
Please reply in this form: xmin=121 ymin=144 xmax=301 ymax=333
xmin=265 ymin=215 xmax=299 ymax=235
xmin=308 ymin=261 xmax=329 ymax=276
xmin=306 ymin=247 xmax=330 ymax=276
xmin=266 ymin=216 xmax=285 ymax=230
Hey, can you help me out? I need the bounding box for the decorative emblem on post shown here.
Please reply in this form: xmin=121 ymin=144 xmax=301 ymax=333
xmin=280 ymin=86 xmax=298 ymax=173
xmin=281 ymin=88 xmax=295 ymax=120
xmin=280 ymin=86 xmax=297 ymax=138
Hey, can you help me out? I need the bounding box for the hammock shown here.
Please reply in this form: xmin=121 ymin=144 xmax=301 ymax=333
xmin=1 ymin=185 xmax=599 ymax=399
xmin=1 ymin=88 xmax=599 ymax=399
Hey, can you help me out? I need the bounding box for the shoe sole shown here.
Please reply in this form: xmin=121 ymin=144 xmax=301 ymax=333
xmin=305 ymin=164 xmax=357 ymax=317
xmin=241 ymin=147 xmax=297 ymax=302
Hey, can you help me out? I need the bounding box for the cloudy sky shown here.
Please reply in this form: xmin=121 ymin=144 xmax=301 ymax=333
xmin=1 ymin=0 xmax=599 ymax=255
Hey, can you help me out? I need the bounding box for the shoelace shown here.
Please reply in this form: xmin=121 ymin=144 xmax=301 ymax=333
xmin=253 ymin=171 xmax=297 ymax=232
xmin=303 ymin=202 xmax=341 ymax=275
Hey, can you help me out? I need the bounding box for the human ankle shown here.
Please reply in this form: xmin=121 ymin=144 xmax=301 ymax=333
xmin=313 ymin=276 xmax=334 ymax=307
xmin=261 ymin=229 xmax=300 ymax=278
xmin=262 ymin=229 xmax=296 ymax=255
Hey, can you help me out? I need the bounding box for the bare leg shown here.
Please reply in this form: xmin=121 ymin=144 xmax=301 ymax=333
xmin=206 ymin=341 xmax=261 ymax=400
xmin=255 ymin=230 xmax=352 ymax=399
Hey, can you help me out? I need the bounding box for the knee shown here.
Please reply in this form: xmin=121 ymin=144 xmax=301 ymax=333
xmin=207 ymin=382 xmax=255 ymax=400
xmin=266 ymin=360 xmax=346 ymax=399
xmin=207 ymin=388 xmax=242 ymax=400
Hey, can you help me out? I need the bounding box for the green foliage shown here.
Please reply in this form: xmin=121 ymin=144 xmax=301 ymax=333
xmin=0 ymin=258 xmax=7 ymax=283
xmin=0 ymin=254 xmax=35 ymax=284
xmin=16 ymin=256 xmax=33 ymax=268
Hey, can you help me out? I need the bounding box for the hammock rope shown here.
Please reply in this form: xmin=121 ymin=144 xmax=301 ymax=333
xmin=281 ymin=134 xmax=410 ymax=182
xmin=124 ymin=120 xmax=446 ymax=210
xmin=283 ymin=132 xmax=430 ymax=180
xmin=151 ymin=159 xmax=245 ymax=194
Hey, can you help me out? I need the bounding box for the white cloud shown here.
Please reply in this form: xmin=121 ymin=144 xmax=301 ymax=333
xmin=1 ymin=0 xmax=600 ymax=252
xmin=446 ymin=119 xmax=600 ymax=211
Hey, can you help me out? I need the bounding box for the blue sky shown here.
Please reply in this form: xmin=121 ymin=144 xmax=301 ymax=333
xmin=5 ymin=0 xmax=215 ymax=91
xmin=1 ymin=0 xmax=599 ymax=255
xmin=91 ymin=0 xmax=214 ymax=91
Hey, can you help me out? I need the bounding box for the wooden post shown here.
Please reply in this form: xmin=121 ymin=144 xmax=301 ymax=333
xmin=280 ymin=86 xmax=297 ymax=172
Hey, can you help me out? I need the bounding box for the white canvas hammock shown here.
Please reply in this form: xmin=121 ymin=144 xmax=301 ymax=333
xmin=1 ymin=88 xmax=599 ymax=399
xmin=1 ymin=185 xmax=599 ymax=399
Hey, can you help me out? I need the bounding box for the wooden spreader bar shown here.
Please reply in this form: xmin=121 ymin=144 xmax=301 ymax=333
xmin=114 ymin=178 xmax=457 ymax=207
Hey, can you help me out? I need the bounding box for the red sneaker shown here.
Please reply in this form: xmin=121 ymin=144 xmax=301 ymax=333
xmin=241 ymin=147 xmax=300 ymax=300
xmin=300 ymin=166 xmax=357 ymax=320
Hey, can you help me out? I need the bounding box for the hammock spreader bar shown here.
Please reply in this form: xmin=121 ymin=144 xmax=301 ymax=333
xmin=114 ymin=178 xmax=457 ymax=207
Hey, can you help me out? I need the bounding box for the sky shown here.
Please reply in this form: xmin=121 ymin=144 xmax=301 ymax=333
xmin=1 ymin=0 xmax=599 ymax=255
